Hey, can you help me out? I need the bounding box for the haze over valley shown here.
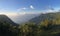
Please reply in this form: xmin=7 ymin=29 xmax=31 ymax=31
xmin=0 ymin=11 xmax=58 ymax=24
xmin=1 ymin=0 xmax=60 ymax=36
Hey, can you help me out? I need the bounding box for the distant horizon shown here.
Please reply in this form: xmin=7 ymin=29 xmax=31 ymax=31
xmin=0 ymin=0 xmax=60 ymax=24
xmin=0 ymin=0 xmax=60 ymax=14
xmin=0 ymin=11 xmax=59 ymax=24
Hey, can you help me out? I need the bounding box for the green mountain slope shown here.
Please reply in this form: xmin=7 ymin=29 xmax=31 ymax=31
xmin=29 ymin=12 xmax=60 ymax=24
xmin=1 ymin=12 xmax=60 ymax=36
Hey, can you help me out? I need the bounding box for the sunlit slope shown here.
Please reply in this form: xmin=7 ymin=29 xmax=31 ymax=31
xmin=29 ymin=12 xmax=60 ymax=25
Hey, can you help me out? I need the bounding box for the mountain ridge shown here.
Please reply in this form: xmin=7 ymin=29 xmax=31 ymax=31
xmin=0 ymin=14 xmax=18 ymax=26
xmin=29 ymin=12 xmax=60 ymax=24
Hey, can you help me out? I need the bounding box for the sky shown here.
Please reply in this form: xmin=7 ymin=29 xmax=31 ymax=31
xmin=0 ymin=0 xmax=60 ymax=14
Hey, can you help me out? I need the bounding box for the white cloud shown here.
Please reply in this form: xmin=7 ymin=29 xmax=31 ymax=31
xmin=17 ymin=5 xmax=35 ymax=12
xmin=30 ymin=5 xmax=34 ymax=9
xmin=22 ymin=7 xmax=27 ymax=10
xmin=17 ymin=7 xmax=27 ymax=12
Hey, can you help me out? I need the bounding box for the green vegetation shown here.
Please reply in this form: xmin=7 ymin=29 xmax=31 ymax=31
xmin=1 ymin=19 xmax=60 ymax=36
xmin=1 ymin=12 xmax=60 ymax=36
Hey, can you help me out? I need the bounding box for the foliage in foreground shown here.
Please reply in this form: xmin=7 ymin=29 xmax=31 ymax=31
xmin=0 ymin=20 xmax=60 ymax=36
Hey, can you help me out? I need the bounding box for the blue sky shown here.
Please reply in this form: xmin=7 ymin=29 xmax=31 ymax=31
xmin=0 ymin=0 xmax=60 ymax=13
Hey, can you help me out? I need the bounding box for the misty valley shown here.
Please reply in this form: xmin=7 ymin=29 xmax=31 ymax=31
xmin=0 ymin=12 xmax=60 ymax=36
xmin=0 ymin=0 xmax=60 ymax=36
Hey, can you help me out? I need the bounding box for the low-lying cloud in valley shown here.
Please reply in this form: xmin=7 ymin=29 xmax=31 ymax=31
xmin=0 ymin=12 xmax=40 ymax=24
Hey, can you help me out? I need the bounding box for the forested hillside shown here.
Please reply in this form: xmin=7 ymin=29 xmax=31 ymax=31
xmin=29 ymin=12 xmax=60 ymax=24
xmin=1 ymin=12 xmax=60 ymax=36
